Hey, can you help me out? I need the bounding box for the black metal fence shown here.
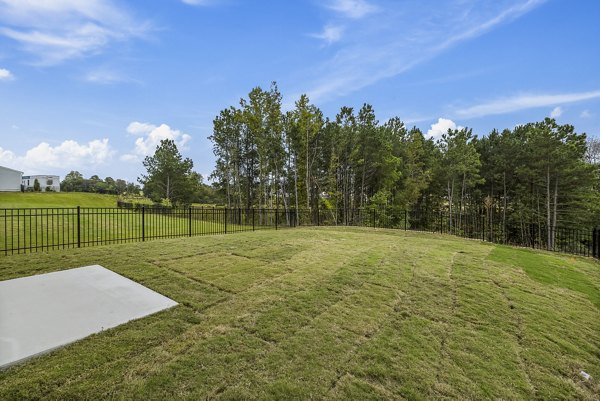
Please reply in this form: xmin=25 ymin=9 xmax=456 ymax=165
xmin=2 ymin=206 xmax=600 ymax=259
xmin=1 ymin=207 xmax=300 ymax=255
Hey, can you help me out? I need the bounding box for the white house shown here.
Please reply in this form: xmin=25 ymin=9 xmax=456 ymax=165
xmin=22 ymin=175 xmax=61 ymax=192
xmin=0 ymin=165 xmax=23 ymax=192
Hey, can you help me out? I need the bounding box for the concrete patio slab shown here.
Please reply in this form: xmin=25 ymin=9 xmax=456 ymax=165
xmin=0 ymin=265 xmax=177 ymax=368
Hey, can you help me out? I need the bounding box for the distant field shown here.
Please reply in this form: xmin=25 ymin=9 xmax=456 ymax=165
xmin=0 ymin=192 xmax=119 ymax=208
xmin=0 ymin=227 xmax=598 ymax=399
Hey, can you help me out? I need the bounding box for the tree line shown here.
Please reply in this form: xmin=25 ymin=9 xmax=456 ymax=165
xmin=135 ymin=139 xmax=222 ymax=206
xmin=208 ymin=82 xmax=600 ymax=236
xmin=61 ymin=171 xmax=141 ymax=195
xmin=59 ymin=166 xmax=222 ymax=206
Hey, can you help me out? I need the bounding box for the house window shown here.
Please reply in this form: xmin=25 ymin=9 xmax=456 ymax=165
xmin=47 ymin=179 xmax=53 ymax=186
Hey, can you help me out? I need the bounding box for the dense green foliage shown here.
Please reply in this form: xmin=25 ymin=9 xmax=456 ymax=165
xmin=59 ymin=158 xmax=220 ymax=207
xmin=1 ymin=228 xmax=598 ymax=399
xmin=210 ymin=84 xmax=599 ymax=232
xmin=138 ymin=139 xmax=203 ymax=206
xmin=61 ymin=170 xmax=140 ymax=195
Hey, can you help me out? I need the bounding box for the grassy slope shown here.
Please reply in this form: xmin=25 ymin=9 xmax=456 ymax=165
xmin=0 ymin=192 xmax=119 ymax=208
xmin=0 ymin=227 xmax=598 ymax=400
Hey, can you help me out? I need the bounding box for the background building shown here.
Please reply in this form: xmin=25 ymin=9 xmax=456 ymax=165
xmin=0 ymin=166 xmax=23 ymax=192
xmin=22 ymin=175 xmax=61 ymax=192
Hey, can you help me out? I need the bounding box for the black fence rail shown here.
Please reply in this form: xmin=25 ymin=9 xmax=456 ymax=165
xmin=2 ymin=206 xmax=599 ymax=259
xmin=324 ymin=208 xmax=599 ymax=259
xmin=1 ymin=207 xmax=300 ymax=255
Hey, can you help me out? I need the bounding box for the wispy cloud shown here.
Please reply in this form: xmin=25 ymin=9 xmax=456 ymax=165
xmin=310 ymin=24 xmax=344 ymax=45
xmin=84 ymin=68 xmax=141 ymax=85
xmin=0 ymin=0 xmax=150 ymax=65
xmin=0 ymin=68 xmax=13 ymax=80
xmin=181 ymin=0 xmax=221 ymax=5
xmin=550 ymin=106 xmax=563 ymax=118
xmin=302 ymin=0 xmax=546 ymax=103
xmin=580 ymin=110 xmax=593 ymax=118
xmin=456 ymin=90 xmax=600 ymax=118
xmin=326 ymin=0 xmax=378 ymax=19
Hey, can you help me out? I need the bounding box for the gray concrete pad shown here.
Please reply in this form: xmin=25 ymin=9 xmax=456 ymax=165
xmin=0 ymin=265 xmax=177 ymax=368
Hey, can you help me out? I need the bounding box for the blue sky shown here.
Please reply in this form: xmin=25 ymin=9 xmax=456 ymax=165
xmin=0 ymin=0 xmax=599 ymax=182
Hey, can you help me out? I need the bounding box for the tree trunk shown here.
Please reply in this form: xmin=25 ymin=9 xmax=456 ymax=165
xmin=166 ymin=175 xmax=170 ymax=201
xmin=236 ymin=161 xmax=242 ymax=208
xmin=546 ymin=165 xmax=551 ymax=249
xmin=447 ymin=178 xmax=454 ymax=231
xmin=503 ymin=171 xmax=507 ymax=242
xmin=306 ymin=129 xmax=310 ymax=209
xmin=294 ymin=153 xmax=299 ymax=223
xmin=282 ymin=174 xmax=290 ymax=226
xmin=360 ymin=157 xmax=366 ymax=209
xmin=460 ymin=172 xmax=466 ymax=231
xmin=552 ymin=176 xmax=558 ymax=250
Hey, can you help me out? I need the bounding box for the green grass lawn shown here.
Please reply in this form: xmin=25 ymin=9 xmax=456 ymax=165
xmin=0 ymin=192 xmax=119 ymax=208
xmin=1 ymin=227 xmax=598 ymax=400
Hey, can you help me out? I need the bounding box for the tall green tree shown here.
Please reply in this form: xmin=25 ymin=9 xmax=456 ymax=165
xmin=388 ymin=122 xmax=434 ymax=209
xmin=437 ymin=127 xmax=482 ymax=230
xmin=139 ymin=139 xmax=199 ymax=206
xmin=285 ymin=94 xmax=324 ymax=212
xmin=60 ymin=171 xmax=84 ymax=192
xmin=210 ymin=107 xmax=244 ymax=208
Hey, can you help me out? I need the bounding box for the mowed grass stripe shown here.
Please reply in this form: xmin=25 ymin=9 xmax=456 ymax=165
xmin=0 ymin=227 xmax=598 ymax=400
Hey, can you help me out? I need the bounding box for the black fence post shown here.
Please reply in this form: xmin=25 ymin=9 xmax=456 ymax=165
xmin=275 ymin=208 xmax=278 ymax=230
xmin=189 ymin=207 xmax=192 ymax=237
xmin=593 ymin=228 xmax=597 ymax=258
xmin=316 ymin=204 xmax=320 ymax=227
xmin=372 ymin=209 xmax=375 ymax=229
xmin=481 ymin=215 xmax=485 ymax=242
xmin=142 ymin=206 xmax=145 ymax=241
xmin=596 ymin=228 xmax=599 ymax=259
xmin=76 ymin=206 xmax=81 ymax=248
xmin=404 ymin=210 xmax=407 ymax=231
xmin=224 ymin=208 xmax=228 ymax=234
xmin=252 ymin=208 xmax=255 ymax=231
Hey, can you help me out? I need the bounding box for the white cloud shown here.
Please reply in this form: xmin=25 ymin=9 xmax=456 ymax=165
xmin=580 ymin=110 xmax=593 ymax=118
xmin=310 ymin=24 xmax=344 ymax=45
xmin=0 ymin=139 xmax=113 ymax=174
xmin=550 ymin=106 xmax=562 ymax=118
xmin=0 ymin=68 xmax=14 ymax=80
xmin=427 ymin=118 xmax=463 ymax=139
xmin=303 ymin=0 xmax=546 ymax=103
xmin=122 ymin=122 xmax=192 ymax=162
xmin=126 ymin=121 xmax=156 ymax=135
xmin=0 ymin=147 xmax=17 ymax=164
xmin=0 ymin=0 xmax=150 ymax=65
xmin=84 ymin=68 xmax=139 ymax=85
xmin=181 ymin=0 xmax=213 ymax=4
xmin=456 ymin=90 xmax=600 ymax=118
xmin=326 ymin=0 xmax=378 ymax=19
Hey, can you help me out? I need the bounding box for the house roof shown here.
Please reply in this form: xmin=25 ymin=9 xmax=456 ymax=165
xmin=0 ymin=165 xmax=23 ymax=174
xmin=22 ymin=174 xmax=60 ymax=178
